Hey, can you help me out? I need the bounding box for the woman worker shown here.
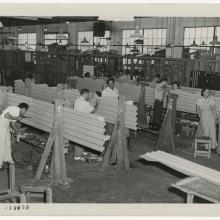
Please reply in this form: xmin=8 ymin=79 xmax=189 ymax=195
xmin=0 ymin=103 xmax=29 ymax=168
xmin=196 ymin=88 xmax=217 ymax=150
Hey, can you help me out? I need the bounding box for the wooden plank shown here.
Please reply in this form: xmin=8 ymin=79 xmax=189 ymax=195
xmin=35 ymin=126 xmax=56 ymax=180
xmin=140 ymin=151 xmax=220 ymax=186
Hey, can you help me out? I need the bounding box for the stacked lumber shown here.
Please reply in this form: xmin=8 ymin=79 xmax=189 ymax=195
xmin=14 ymin=80 xmax=26 ymax=95
xmin=7 ymin=93 xmax=54 ymax=133
xmin=31 ymin=84 xmax=57 ymax=103
xmin=140 ymin=150 xmax=220 ymax=187
xmin=63 ymin=89 xmax=80 ymax=107
xmin=118 ymin=83 xmax=141 ymax=102
xmin=63 ymin=107 xmax=106 ymax=152
xmin=96 ymin=96 xmax=138 ymax=130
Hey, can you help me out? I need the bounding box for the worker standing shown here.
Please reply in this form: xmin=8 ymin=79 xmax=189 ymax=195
xmin=102 ymin=78 xmax=119 ymax=97
xmin=151 ymin=78 xmax=168 ymax=130
xmin=0 ymin=103 xmax=29 ymax=168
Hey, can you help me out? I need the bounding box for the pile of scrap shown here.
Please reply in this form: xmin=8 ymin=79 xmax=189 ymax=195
xmin=140 ymin=150 xmax=220 ymax=186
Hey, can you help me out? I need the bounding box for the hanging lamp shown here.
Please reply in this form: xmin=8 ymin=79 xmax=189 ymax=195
xmin=190 ymin=17 xmax=198 ymax=47
xmin=56 ymin=17 xmax=67 ymax=40
xmin=209 ymin=17 xmax=220 ymax=45
xmin=81 ymin=37 xmax=89 ymax=44
xmin=129 ymin=17 xmax=143 ymax=39
xmin=130 ymin=45 xmax=140 ymax=53
xmin=17 ymin=26 xmax=22 ymax=31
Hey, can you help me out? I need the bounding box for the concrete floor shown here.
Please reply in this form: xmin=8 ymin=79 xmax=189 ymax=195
xmin=1 ymin=130 xmax=220 ymax=203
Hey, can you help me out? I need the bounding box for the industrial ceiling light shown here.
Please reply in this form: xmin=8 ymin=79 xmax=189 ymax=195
xmin=56 ymin=28 xmax=67 ymax=40
xmin=65 ymin=21 xmax=70 ymax=24
xmin=130 ymin=45 xmax=140 ymax=53
xmin=56 ymin=17 xmax=67 ymax=40
xmin=135 ymin=39 xmax=144 ymax=45
xmin=210 ymin=17 xmax=220 ymax=45
xmin=129 ymin=17 xmax=144 ymax=39
xmin=190 ymin=39 xmax=198 ymax=47
xmin=81 ymin=37 xmax=89 ymax=44
xmin=201 ymin=40 xmax=206 ymax=46
xmin=17 ymin=26 xmax=22 ymax=31
xmin=44 ymin=25 xmax=48 ymax=32
xmin=209 ymin=35 xmax=220 ymax=45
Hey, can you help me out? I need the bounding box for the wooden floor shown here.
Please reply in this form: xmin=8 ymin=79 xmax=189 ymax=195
xmin=0 ymin=130 xmax=220 ymax=203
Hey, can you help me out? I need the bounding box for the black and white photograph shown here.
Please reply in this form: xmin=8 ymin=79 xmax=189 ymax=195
xmin=0 ymin=3 xmax=220 ymax=215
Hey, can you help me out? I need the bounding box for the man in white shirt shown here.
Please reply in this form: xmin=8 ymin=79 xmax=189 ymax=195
xmin=152 ymin=78 xmax=168 ymax=130
xmin=102 ymin=78 xmax=119 ymax=97
xmin=74 ymin=89 xmax=94 ymax=113
xmin=73 ymin=89 xmax=97 ymax=161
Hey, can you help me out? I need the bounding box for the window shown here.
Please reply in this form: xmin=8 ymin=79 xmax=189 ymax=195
xmin=78 ymin=31 xmax=94 ymax=52
xmin=78 ymin=31 xmax=110 ymax=52
xmin=143 ymin=28 xmax=167 ymax=53
xmin=122 ymin=29 xmax=167 ymax=55
xmin=18 ymin=33 xmax=36 ymax=50
xmin=184 ymin=27 xmax=214 ymax=47
xmin=44 ymin=33 xmax=69 ymax=46
xmin=122 ymin=29 xmax=143 ymax=55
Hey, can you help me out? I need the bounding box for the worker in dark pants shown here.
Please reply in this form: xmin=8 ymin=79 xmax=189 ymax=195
xmin=151 ymin=78 xmax=168 ymax=130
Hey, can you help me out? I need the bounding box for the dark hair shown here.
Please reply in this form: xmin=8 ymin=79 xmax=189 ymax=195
xmin=201 ymin=88 xmax=210 ymax=97
xmin=95 ymin=91 xmax=102 ymax=97
xmin=80 ymin=88 xmax=90 ymax=95
xmin=106 ymin=77 xmax=115 ymax=85
xmin=172 ymin=81 xmax=180 ymax=89
xmin=18 ymin=103 xmax=29 ymax=109
xmin=84 ymin=72 xmax=90 ymax=78
xmin=155 ymin=74 xmax=160 ymax=78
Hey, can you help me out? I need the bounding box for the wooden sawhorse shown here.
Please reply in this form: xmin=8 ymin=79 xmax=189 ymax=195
xmin=171 ymin=176 xmax=220 ymax=203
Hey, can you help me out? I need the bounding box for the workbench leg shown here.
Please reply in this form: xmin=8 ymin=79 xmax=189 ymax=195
xmin=187 ymin=194 xmax=194 ymax=203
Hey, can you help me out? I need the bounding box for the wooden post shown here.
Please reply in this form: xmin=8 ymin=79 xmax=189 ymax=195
xmin=137 ymin=82 xmax=147 ymax=128
xmin=53 ymin=99 xmax=63 ymax=181
xmin=25 ymin=78 xmax=32 ymax=97
xmin=57 ymin=84 xmax=64 ymax=99
xmin=100 ymin=96 xmax=130 ymax=170
xmin=9 ymin=164 xmax=15 ymax=191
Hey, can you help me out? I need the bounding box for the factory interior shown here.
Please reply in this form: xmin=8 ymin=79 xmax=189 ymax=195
xmin=1 ymin=15 xmax=220 ymax=204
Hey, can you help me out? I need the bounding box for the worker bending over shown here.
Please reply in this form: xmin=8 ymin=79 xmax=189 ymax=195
xmin=0 ymin=103 xmax=29 ymax=168
xmin=73 ymin=89 xmax=99 ymax=161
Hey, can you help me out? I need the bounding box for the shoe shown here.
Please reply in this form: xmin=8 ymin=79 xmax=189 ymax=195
xmin=74 ymin=156 xmax=85 ymax=161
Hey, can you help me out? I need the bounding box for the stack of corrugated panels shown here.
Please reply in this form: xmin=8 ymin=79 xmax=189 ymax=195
xmin=96 ymin=97 xmax=138 ymax=130
xmin=118 ymin=83 xmax=141 ymax=102
xmin=63 ymin=89 xmax=80 ymax=107
xmin=63 ymin=107 xmax=106 ymax=152
xmin=31 ymin=84 xmax=57 ymax=103
xmin=14 ymin=80 xmax=26 ymax=96
xmin=144 ymin=86 xmax=155 ymax=106
xmin=7 ymin=93 xmax=54 ymax=133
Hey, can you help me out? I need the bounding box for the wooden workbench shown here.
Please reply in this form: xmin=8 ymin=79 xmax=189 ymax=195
xmin=171 ymin=176 xmax=220 ymax=203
